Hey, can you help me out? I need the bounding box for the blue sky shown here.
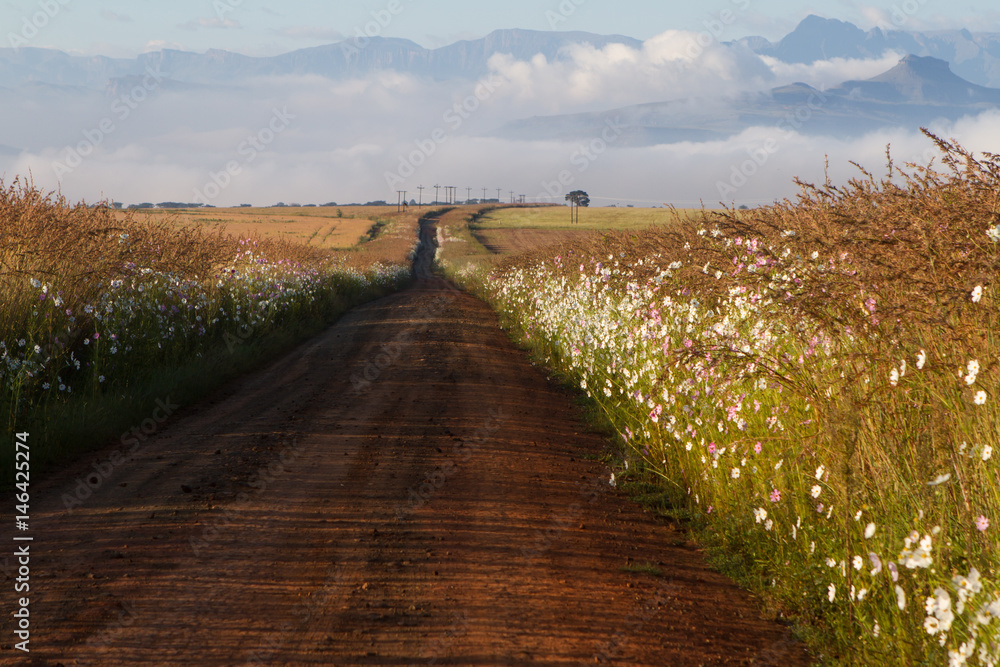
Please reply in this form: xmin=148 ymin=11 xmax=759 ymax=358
xmin=5 ymin=0 xmax=1000 ymax=57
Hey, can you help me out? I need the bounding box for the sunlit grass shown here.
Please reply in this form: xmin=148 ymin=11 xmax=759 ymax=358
xmin=453 ymin=134 xmax=1000 ymax=665
xmin=1 ymin=181 xmax=414 ymax=477
xmin=476 ymin=205 xmax=706 ymax=231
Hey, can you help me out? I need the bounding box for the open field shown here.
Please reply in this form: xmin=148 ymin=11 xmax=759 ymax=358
xmin=469 ymin=205 xmax=709 ymax=258
xmin=120 ymin=206 xmax=405 ymax=250
xmin=476 ymin=205 xmax=705 ymax=231
xmin=434 ymin=205 xmax=704 ymax=279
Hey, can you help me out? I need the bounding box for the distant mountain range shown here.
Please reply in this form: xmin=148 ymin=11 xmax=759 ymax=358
xmin=0 ymin=30 xmax=641 ymax=91
xmin=2 ymin=16 xmax=1000 ymax=92
xmin=501 ymin=54 xmax=1000 ymax=145
xmin=742 ymin=15 xmax=1000 ymax=88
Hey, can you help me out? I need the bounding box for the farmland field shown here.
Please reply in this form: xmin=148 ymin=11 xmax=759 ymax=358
xmin=120 ymin=206 xmax=401 ymax=250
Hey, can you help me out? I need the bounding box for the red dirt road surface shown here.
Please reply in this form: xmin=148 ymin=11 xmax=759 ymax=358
xmin=1 ymin=219 xmax=812 ymax=665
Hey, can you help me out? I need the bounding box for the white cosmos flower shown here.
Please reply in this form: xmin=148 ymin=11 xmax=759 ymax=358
xmin=853 ymin=556 xmax=863 ymax=571
xmin=974 ymin=391 xmax=987 ymax=406
xmin=815 ymin=465 xmax=825 ymax=479
xmin=972 ymin=285 xmax=983 ymax=303
xmin=731 ymin=467 xmax=740 ymax=479
xmin=826 ymin=558 xmax=837 ymax=568
xmin=890 ymin=368 xmax=899 ymax=386
xmin=982 ymin=445 xmax=993 ymax=461
xmin=924 ymin=616 xmax=940 ymax=635
xmin=811 ymin=485 xmax=822 ymax=498
xmin=865 ymin=522 xmax=876 ymax=539
xmin=917 ymin=349 xmax=927 ymax=370
xmin=896 ymin=585 xmax=907 ymax=610
xmin=828 ymin=583 xmax=836 ymax=603
xmin=928 ymin=473 xmax=952 ymax=486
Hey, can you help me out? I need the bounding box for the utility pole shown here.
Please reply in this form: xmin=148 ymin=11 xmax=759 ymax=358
xmin=397 ymin=190 xmax=407 ymax=212
xmin=482 ymin=187 xmax=488 ymax=202
xmin=417 ymin=185 xmax=425 ymax=206
xmin=509 ymin=191 xmax=515 ymax=204
xmin=434 ymin=184 xmax=440 ymax=205
xmin=520 ymin=195 xmax=526 ymax=205
xmin=466 ymin=187 xmax=472 ymax=203
xmin=497 ymin=188 xmax=502 ymax=202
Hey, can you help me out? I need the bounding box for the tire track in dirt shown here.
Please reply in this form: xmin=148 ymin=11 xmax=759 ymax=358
xmin=1 ymin=217 xmax=812 ymax=665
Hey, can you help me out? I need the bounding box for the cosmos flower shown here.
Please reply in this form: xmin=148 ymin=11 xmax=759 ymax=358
xmin=975 ymin=515 xmax=990 ymax=532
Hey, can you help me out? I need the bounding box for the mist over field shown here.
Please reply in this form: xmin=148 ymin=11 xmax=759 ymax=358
xmin=3 ymin=21 xmax=1000 ymax=207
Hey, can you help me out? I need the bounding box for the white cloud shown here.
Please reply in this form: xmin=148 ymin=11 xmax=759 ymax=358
xmin=3 ymin=29 xmax=997 ymax=210
xmin=761 ymin=52 xmax=904 ymax=90
xmin=486 ymin=32 xmax=775 ymax=115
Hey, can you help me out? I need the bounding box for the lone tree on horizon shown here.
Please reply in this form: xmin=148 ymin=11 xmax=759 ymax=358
xmin=565 ymin=190 xmax=590 ymax=224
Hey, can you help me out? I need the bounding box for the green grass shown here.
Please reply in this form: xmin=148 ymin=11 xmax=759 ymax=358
xmin=473 ymin=206 xmax=706 ymax=231
xmin=620 ymin=561 xmax=666 ymax=578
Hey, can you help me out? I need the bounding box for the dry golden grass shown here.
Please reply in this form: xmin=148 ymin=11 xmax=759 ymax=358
xmin=119 ymin=206 xmax=400 ymax=250
xmin=474 ymin=228 xmax=598 ymax=255
xmin=478 ymin=205 xmax=706 ymax=231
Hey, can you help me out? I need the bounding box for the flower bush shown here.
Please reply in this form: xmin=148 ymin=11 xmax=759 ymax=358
xmin=466 ymin=135 xmax=1000 ymax=664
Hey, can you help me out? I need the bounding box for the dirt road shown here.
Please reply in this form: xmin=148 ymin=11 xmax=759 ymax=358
xmin=2 ymin=218 xmax=811 ymax=665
